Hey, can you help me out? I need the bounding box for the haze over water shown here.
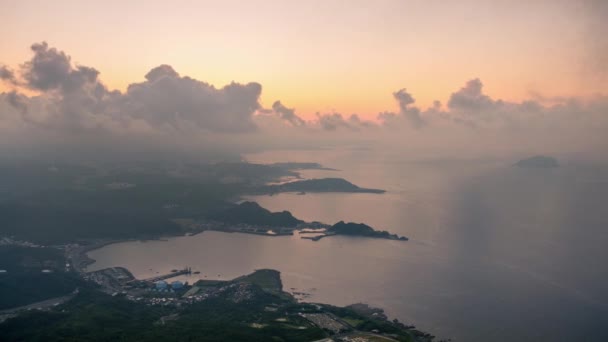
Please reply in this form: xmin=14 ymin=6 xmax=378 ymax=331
xmin=89 ymin=148 xmax=608 ymax=341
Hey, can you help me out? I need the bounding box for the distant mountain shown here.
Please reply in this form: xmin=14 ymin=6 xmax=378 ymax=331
xmin=515 ymin=155 xmax=559 ymax=168
xmin=210 ymin=201 xmax=303 ymax=227
xmin=264 ymin=178 xmax=385 ymax=194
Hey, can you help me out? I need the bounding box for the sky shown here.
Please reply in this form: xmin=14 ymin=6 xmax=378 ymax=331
xmin=1 ymin=0 xmax=607 ymax=163
xmin=2 ymin=0 xmax=606 ymax=119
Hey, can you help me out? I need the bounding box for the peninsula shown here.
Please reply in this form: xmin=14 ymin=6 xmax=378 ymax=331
xmin=176 ymin=202 xmax=406 ymax=242
xmin=301 ymin=221 xmax=408 ymax=242
xmin=209 ymin=201 xmax=303 ymax=228
xmin=259 ymin=178 xmax=386 ymax=194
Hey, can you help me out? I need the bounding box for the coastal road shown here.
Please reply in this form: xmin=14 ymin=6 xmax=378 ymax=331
xmin=0 ymin=289 xmax=78 ymax=316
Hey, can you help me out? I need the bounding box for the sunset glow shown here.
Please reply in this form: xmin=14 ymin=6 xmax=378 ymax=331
xmin=2 ymin=0 xmax=605 ymax=119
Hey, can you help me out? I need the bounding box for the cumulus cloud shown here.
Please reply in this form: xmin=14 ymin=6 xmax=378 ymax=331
xmin=316 ymin=112 xmax=350 ymax=131
xmin=271 ymin=101 xmax=305 ymax=126
xmin=0 ymin=65 xmax=17 ymax=85
xmin=5 ymin=91 xmax=28 ymax=116
xmin=0 ymin=42 xmax=270 ymax=161
xmin=315 ymin=112 xmax=376 ymax=131
xmin=121 ymin=65 xmax=261 ymax=133
xmin=447 ymin=79 xmax=496 ymax=113
xmin=1 ymin=42 xmax=607 ymax=162
xmin=394 ymin=89 xmax=425 ymax=128
xmin=377 ymin=89 xmax=426 ymax=129
xmin=21 ymin=42 xmax=99 ymax=92
xmin=4 ymin=42 xmax=262 ymax=135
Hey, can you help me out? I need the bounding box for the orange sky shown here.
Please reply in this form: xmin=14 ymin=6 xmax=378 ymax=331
xmin=1 ymin=0 xmax=605 ymax=119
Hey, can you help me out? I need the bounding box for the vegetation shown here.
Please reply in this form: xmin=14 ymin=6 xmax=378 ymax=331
xmin=0 ymin=177 xmax=243 ymax=243
xmin=261 ymin=178 xmax=385 ymax=194
xmin=0 ymin=162 xmax=389 ymax=243
xmin=210 ymin=202 xmax=303 ymax=227
xmin=0 ymin=289 xmax=172 ymax=341
xmin=0 ymin=284 xmax=325 ymax=341
xmin=0 ymin=246 xmax=436 ymax=342
xmin=0 ymin=246 xmax=85 ymax=310
xmin=0 ymin=161 xmax=430 ymax=340
xmin=0 ymin=162 xmax=307 ymax=243
xmin=0 ymin=276 xmax=434 ymax=342
xmin=232 ymin=269 xmax=283 ymax=294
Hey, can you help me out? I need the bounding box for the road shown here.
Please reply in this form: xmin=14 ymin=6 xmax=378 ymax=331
xmin=0 ymin=289 xmax=78 ymax=315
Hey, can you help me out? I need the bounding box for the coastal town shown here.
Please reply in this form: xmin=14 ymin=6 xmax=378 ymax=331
xmin=0 ymin=235 xmax=434 ymax=342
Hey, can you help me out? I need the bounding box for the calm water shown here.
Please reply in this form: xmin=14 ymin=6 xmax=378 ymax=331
xmin=88 ymin=149 xmax=608 ymax=341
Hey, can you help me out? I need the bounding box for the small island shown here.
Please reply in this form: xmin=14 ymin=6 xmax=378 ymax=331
xmin=301 ymin=221 xmax=408 ymax=242
xmin=515 ymin=155 xmax=559 ymax=168
xmin=260 ymin=178 xmax=385 ymax=194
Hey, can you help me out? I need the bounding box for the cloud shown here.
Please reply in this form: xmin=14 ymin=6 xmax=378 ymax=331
xmin=0 ymin=65 xmax=17 ymax=85
xmin=393 ymin=89 xmax=426 ymax=128
xmin=348 ymin=114 xmax=376 ymax=129
xmin=315 ymin=112 xmax=376 ymax=131
xmin=1 ymin=42 xmax=608 ymax=162
xmin=5 ymin=91 xmax=28 ymax=116
xmin=144 ymin=64 xmax=179 ymax=81
xmin=316 ymin=112 xmax=349 ymax=131
xmin=447 ymin=79 xmax=496 ymax=113
xmin=271 ymin=101 xmax=305 ymax=126
xmin=21 ymin=42 xmax=100 ymax=92
xmin=378 ymin=89 xmax=426 ymax=129
xmin=6 ymin=42 xmax=262 ymax=134
xmin=0 ymin=42 xmax=270 ymax=161
xmin=121 ymin=66 xmax=261 ymax=133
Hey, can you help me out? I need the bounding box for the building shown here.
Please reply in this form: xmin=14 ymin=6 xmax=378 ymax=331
xmin=155 ymin=280 xmax=168 ymax=291
xmin=171 ymin=281 xmax=184 ymax=290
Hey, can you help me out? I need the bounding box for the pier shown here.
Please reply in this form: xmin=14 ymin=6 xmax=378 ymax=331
xmin=139 ymin=267 xmax=192 ymax=283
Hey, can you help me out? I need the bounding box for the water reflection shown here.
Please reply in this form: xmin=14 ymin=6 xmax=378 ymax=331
xmin=89 ymin=151 xmax=608 ymax=341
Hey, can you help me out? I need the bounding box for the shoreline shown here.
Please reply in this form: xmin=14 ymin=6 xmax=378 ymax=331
xmin=79 ymin=223 xmax=407 ymax=274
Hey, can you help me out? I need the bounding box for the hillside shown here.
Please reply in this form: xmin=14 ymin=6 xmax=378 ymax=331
xmin=210 ymin=201 xmax=303 ymax=227
xmin=263 ymin=178 xmax=385 ymax=194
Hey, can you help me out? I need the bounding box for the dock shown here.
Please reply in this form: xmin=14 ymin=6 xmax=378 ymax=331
xmin=138 ymin=267 xmax=192 ymax=283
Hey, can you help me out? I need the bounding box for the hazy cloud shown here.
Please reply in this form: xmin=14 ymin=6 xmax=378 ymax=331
xmin=1 ymin=42 xmax=607 ymax=162
xmin=0 ymin=65 xmax=17 ymax=85
xmin=394 ymin=89 xmax=426 ymax=128
xmin=21 ymin=42 xmax=96 ymax=92
xmin=378 ymin=89 xmax=426 ymax=129
xmin=6 ymin=42 xmax=262 ymax=134
xmin=144 ymin=64 xmax=180 ymax=82
xmin=271 ymin=101 xmax=305 ymax=126
xmin=5 ymin=91 xmax=28 ymax=116
xmin=447 ymin=79 xmax=497 ymax=113
xmin=316 ymin=112 xmax=350 ymax=131
xmin=315 ymin=112 xmax=376 ymax=131
xmin=121 ymin=66 xmax=261 ymax=133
